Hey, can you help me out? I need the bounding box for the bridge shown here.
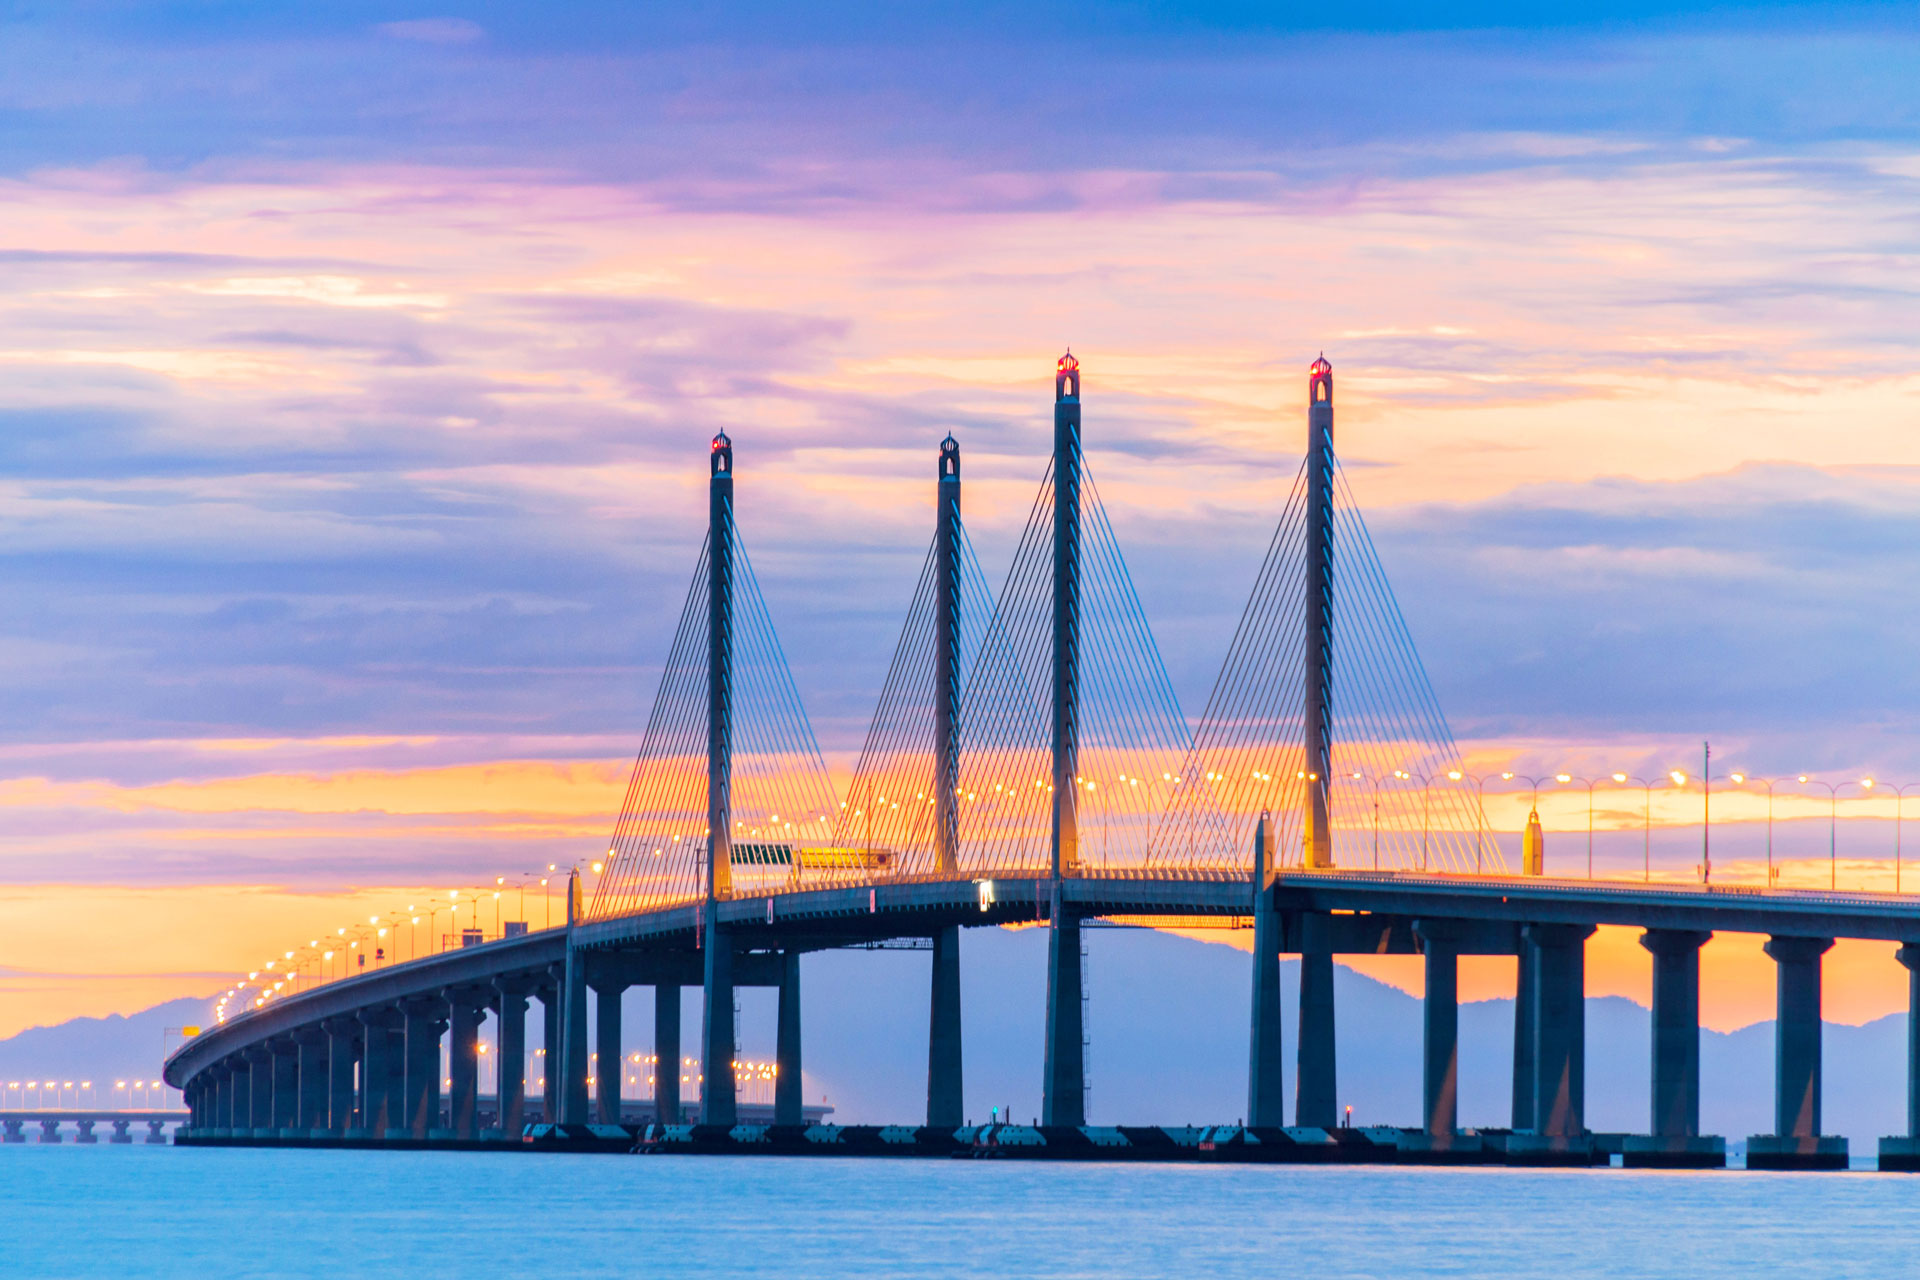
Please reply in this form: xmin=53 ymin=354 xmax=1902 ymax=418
xmin=165 ymin=354 xmax=1920 ymax=1171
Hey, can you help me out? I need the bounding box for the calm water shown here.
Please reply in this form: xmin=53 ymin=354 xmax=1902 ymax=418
xmin=6 ymin=1147 xmax=1920 ymax=1278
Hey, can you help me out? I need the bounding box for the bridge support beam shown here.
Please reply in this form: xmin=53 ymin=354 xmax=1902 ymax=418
xmin=928 ymin=927 xmax=964 ymax=1129
xmin=494 ymin=982 xmax=529 ymax=1135
xmin=702 ymin=906 xmax=738 ymax=1127
xmin=295 ymin=1027 xmax=328 ymax=1133
xmin=448 ymin=988 xmax=487 ymax=1140
xmin=1041 ymin=888 xmax=1086 ymax=1127
xmin=1644 ymin=929 xmax=1709 ymax=1138
xmin=1526 ymin=923 xmax=1595 ymax=1139
xmin=223 ymin=1061 xmax=246 ymax=1132
xmin=1295 ymin=911 xmax=1338 ymax=1130
xmin=246 ymin=1047 xmax=272 ymax=1133
xmin=1747 ymin=935 xmax=1846 ymax=1167
xmin=775 ymin=950 xmax=803 ymax=1126
xmin=401 ymin=996 xmax=446 ymax=1139
xmin=1903 ymin=943 xmax=1920 ymax=1138
xmin=1511 ymin=934 xmax=1536 ymax=1129
xmin=1413 ymin=920 xmax=1460 ymax=1139
xmin=539 ymin=973 xmax=560 ymax=1123
xmin=560 ymin=942 xmax=590 ymax=1127
xmin=656 ymin=984 xmax=682 ymax=1125
xmin=593 ymin=977 xmax=625 ymax=1126
xmin=1247 ymin=815 xmax=1284 ymax=1128
xmin=356 ymin=1007 xmax=398 ymax=1137
xmin=324 ymin=1017 xmax=357 ymax=1135
xmin=271 ymin=1039 xmax=299 ymax=1135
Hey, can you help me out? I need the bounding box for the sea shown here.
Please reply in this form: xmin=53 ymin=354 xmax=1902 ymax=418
xmin=6 ymin=1147 xmax=1919 ymax=1278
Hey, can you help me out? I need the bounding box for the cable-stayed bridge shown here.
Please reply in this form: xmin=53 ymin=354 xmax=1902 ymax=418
xmin=166 ymin=354 xmax=1920 ymax=1171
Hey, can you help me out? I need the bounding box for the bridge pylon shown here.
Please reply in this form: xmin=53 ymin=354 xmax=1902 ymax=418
xmin=929 ymin=434 xmax=965 ymax=1129
xmin=1043 ymin=351 xmax=1086 ymax=1128
xmin=703 ymin=430 xmax=738 ymax=1127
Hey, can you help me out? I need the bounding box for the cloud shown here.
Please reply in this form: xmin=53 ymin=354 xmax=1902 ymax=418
xmin=376 ymin=18 xmax=485 ymax=45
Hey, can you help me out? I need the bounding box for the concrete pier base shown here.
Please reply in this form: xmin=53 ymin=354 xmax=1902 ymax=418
xmin=1621 ymin=1134 xmax=1725 ymax=1169
xmin=1746 ymin=1134 xmax=1848 ymax=1170
xmin=1877 ymin=1135 xmax=1920 ymax=1171
xmin=1502 ymin=1131 xmax=1604 ymax=1166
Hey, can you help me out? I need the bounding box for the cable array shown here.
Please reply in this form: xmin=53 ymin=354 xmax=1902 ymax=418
xmin=1167 ymin=455 xmax=1504 ymax=873
xmin=591 ymin=508 xmax=841 ymax=917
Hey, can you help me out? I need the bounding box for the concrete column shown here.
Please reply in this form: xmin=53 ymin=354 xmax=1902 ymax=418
xmin=1766 ymin=935 xmax=1833 ymax=1139
xmin=401 ymin=995 xmax=447 ymax=1139
xmin=1041 ymin=886 xmax=1085 ymax=1127
xmin=700 ymin=903 xmax=738 ymax=1126
xmin=323 ymin=1018 xmax=357 ymax=1134
xmin=775 ymin=950 xmax=803 ymax=1126
xmin=1511 ymin=934 xmax=1536 ymax=1129
xmin=227 ymin=1059 xmax=250 ymax=1131
xmin=1413 ymin=920 xmax=1460 ymax=1137
xmin=448 ymin=989 xmax=487 ymax=1140
xmin=295 ymin=1027 xmax=329 ymax=1131
xmin=356 ymin=1007 xmax=395 ymax=1135
xmin=1247 ymin=815 xmax=1284 ymax=1128
xmin=1901 ymin=943 xmax=1920 ymax=1138
xmin=593 ymin=978 xmax=624 ymax=1125
xmin=655 ymin=984 xmax=682 ymax=1125
xmin=1641 ymin=929 xmax=1710 ymax=1138
xmin=539 ymin=978 xmax=560 ymax=1122
xmin=1295 ymin=911 xmax=1338 ymax=1130
xmin=271 ymin=1040 xmax=299 ymax=1132
xmin=1527 ymin=922 xmax=1595 ymax=1139
xmin=494 ymin=983 xmax=528 ymax=1135
xmin=927 ymin=926 xmax=964 ymax=1130
xmin=383 ymin=1025 xmax=405 ymax=1136
xmin=560 ymin=946 xmax=590 ymax=1126
xmin=247 ymin=1048 xmax=273 ymax=1131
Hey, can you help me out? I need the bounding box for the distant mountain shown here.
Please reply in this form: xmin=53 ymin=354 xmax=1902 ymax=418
xmin=9 ymin=929 xmax=1910 ymax=1151
xmin=0 ymin=995 xmax=215 ymax=1100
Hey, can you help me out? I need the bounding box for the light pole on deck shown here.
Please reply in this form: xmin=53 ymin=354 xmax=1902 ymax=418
xmin=1611 ymin=774 xmax=1657 ymax=882
xmin=1555 ymin=774 xmax=1598 ymax=878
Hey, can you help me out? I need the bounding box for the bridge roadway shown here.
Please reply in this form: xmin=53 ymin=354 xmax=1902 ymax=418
xmin=164 ymin=868 xmax=1920 ymax=1169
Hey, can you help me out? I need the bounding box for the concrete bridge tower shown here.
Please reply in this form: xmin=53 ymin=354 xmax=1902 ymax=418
xmin=1303 ymin=355 xmax=1335 ymax=870
xmin=1043 ymin=351 xmax=1086 ymax=1127
xmin=928 ymin=434 xmax=965 ymax=1128
xmin=703 ymin=430 xmax=738 ymax=1126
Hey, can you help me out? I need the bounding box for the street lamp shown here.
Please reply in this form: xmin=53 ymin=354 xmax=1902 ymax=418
xmin=1894 ymin=783 xmax=1920 ymax=894
xmin=1449 ymin=770 xmax=1498 ymax=875
xmin=1350 ymin=771 xmax=1384 ymax=869
xmin=1611 ymin=773 xmax=1660 ymax=883
xmin=1556 ymin=774 xmax=1598 ymax=879
xmin=1796 ymin=775 xmax=1874 ymax=890
xmin=1502 ymin=773 xmax=1550 ymax=872
xmin=1727 ymin=774 xmax=1784 ymax=887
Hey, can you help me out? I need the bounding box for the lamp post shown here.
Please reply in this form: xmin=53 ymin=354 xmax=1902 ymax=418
xmin=1895 ymin=783 xmax=1920 ymax=894
xmin=1350 ymin=770 xmax=1385 ymax=869
xmin=1501 ymin=772 xmax=1549 ymax=870
xmin=1555 ymin=774 xmax=1598 ymax=879
xmin=1448 ymin=770 xmax=1496 ymax=874
xmin=1610 ymin=774 xmax=1657 ymax=882
xmin=1727 ymin=774 xmax=1782 ymax=887
xmin=1408 ymin=772 xmax=1440 ymax=871
xmin=1795 ymin=775 xmax=1873 ymax=890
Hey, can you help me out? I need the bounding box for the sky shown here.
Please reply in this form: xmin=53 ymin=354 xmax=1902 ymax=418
xmin=3 ymin=0 xmax=1920 ymax=1037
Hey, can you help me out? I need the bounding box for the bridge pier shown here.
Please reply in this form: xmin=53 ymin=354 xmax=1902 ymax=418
xmin=110 ymin=1118 xmax=132 ymax=1144
xmin=592 ymin=974 xmax=625 ymax=1126
xmin=701 ymin=906 xmax=738 ymax=1126
xmin=247 ymin=1046 xmax=272 ymax=1134
xmin=1749 ymin=935 xmax=1845 ymax=1168
xmin=1511 ymin=934 xmax=1535 ymax=1130
xmin=1625 ymin=929 xmax=1723 ymax=1167
xmin=271 ymin=1037 xmax=299 ymax=1136
xmin=1521 ymin=923 xmax=1594 ymax=1145
xmin=927 ymin=927 xmax=963 ymax=1129
xmin=325 ymin=1017 xmax=358 ymax=1135
xmin=296 ymin=1026 xmax=329 ymax=1135
xmin=356 ymin=1006 xmax=398 ymax=1137
xmin=401 ymin=995 xmax=447 ymax=1140
xmin=539 ymin=971 xmax=561 ymax=1123
xmin=448 ymin=987 xmax=488 ymax=1140
xmin=560 ymin=940 xmax=590 ymax=1127
xmin=1881 ymin=944 xmax=1920 ymax=1170
xmin=1041 ymin=888 xmax=1086 ymax=1128
xmin=494 ymin=980 xmax=529 ymax=1135
xmin=776 ymin=950 xmax=802 ymax=1126
xmin=1413 ymin=920 xmax=1460 ymax=1140
xmin=656 ymin=984 xmax=682 ymax=1125
xmin=1295 ymin=911 xmax=1338 ymax=1130
xmin=1247 ymin=814 xmax=1284 ymax=1129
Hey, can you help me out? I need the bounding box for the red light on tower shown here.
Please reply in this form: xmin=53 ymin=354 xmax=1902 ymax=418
xmin=1308 ymin=353 xmax=1332 ymax=408
xmin=1057 ymin=349 xmax=1078 ymax=374
xmin=1055 ymin=348 xmax=1080 ymax=402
